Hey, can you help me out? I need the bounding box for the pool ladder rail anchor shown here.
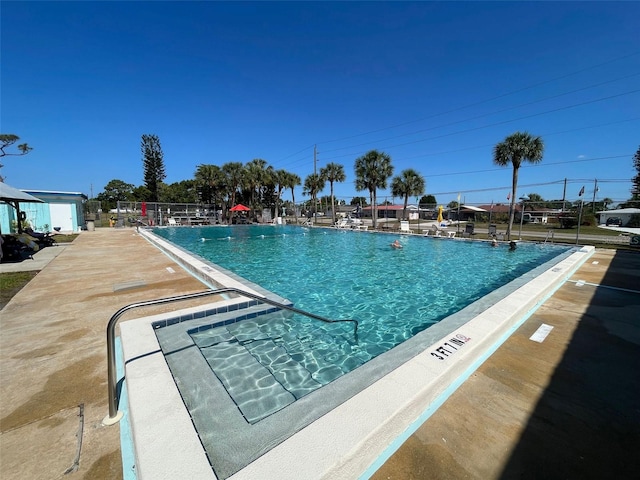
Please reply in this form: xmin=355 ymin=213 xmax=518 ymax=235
xmin=103 ymin=286 xmax=359 ymax=425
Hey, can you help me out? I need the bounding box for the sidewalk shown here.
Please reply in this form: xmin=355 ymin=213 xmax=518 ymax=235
xmin=1 ymin=229 xmax=638 ymax=479
xmin=1 ymin=229 xmax=213 ymax=480
xmin=372 ymin=248 xmax=640 ymax=480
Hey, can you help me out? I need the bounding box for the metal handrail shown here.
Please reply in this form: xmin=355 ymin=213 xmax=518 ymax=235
xmin=103 ymin=287 xmax=359 ymax=424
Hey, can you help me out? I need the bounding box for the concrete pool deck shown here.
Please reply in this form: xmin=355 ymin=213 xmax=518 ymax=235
xmin=1 ymin=228 xmax=639 ymax=479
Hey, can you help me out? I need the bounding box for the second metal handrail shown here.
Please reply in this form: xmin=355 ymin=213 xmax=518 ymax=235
xmin=103 ymin=287 xmax=359 ymax=424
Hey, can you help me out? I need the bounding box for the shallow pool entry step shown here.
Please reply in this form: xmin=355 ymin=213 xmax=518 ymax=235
xmin=189 ymin=312 xmax=361 ymax=424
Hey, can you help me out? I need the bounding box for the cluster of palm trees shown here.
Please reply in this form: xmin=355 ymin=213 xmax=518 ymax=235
xmin=194 ymin=160 xmax=302 ymax=223
xmin=191 ymin=131 xmax=544 ymax=234
xmin=193 ymin=151 xmax=431 ymax=228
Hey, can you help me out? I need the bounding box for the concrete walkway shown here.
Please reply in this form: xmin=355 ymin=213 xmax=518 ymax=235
xmin=372 ymin=248 xmax=640 ymax=480
xmin=1 ymin=228 xmax=639 ymax=479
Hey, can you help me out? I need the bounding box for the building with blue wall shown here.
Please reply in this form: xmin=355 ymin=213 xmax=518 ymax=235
xmin=1 ymin=189 xmax=87 ymax=234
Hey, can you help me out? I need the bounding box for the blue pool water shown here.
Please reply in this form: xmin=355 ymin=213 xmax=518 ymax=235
xmin=153 ymin=225 xmax=572 ymax=425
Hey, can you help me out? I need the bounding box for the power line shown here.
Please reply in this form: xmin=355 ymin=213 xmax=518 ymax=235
xmin=318 ymin=89 xmax=640 ymax=162
xmin=313 ymin=51 xmax=640 ymax=146
xmin=391 ymin=118 xmax=640 ymax=163
xmin=319 ymin=72 xmax=640 ymax=156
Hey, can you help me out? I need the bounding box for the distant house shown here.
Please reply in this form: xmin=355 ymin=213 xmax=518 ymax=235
xmin=478 ymin=204 xmax=561 ymax=224
xmin=361 ymin=204 xmax=421 ymax=220
xmin=0 ymin=189 xmax=87 ymax=233
xmin=596 ymin=208 xmax=640 ymax=227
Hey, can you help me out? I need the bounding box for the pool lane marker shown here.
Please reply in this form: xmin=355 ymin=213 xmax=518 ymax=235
xmin=530 ymin=323 xmax=554 ymax=343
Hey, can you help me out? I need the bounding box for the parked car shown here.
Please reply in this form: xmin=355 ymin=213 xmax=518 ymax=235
xmin=606 ymin=217 xmax=622 ymax=226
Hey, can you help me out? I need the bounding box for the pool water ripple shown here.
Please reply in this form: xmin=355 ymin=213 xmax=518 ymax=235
xmin=155 ymin=225 xmax=571 ymax=424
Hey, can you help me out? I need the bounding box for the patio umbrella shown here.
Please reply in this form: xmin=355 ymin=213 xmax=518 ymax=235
xmin=229 ymin=204 xmax=250 ymax=212
xmin=0 ymin=182 xmax=44 ymax=234
xmin=437 ymin=205 xmax=444 ymax=224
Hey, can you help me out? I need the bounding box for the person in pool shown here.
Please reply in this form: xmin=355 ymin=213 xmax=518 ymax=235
xmin=391 ymin=239 xmax=403 ymax=249
xmin=491 ymin=238 xmax=498 ymax=247
xmin=509 ymin=241 xmax=517 ymax=251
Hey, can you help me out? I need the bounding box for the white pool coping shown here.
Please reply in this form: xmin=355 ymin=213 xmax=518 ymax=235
xmin=121 ymin=232 xmax=594 ymax=479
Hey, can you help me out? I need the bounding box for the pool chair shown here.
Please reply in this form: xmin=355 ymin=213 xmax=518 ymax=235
xmin=167 ymin=217 xmax=178 ymax=226
xmin=335 ymin=218 xmax=349 ymax=228
xmin=488 ymin=224 xmax=497 ymax=238
xmin=424 ymin=225 xmax=441 ymax=237
xmin=462 ymin=223 xmax=475 ymax=238
xmin=400 ymin=221 xmax=414 ymax=234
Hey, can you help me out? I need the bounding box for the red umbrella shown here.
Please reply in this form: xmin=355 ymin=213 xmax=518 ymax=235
xmin=229 ymin=204 xmax=250 ymax=212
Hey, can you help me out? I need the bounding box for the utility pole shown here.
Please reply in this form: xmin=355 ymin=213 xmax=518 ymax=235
xmin=561 ymin=178 xmax=567 ymax=212
xmin=591 ymin=179 xmax=598 ymax=213
xmin=313 ymin=144 xmax=317 ymax=176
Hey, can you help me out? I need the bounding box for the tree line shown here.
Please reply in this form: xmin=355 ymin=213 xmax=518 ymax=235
xmin=98 ymin=132 xmax=549 ymax=233
xmin=4 ymin=131 xmax=637 ymax=238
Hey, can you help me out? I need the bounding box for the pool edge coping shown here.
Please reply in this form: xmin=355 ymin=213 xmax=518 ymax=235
xmin=122 ymin=229 xmax=594 ymax=479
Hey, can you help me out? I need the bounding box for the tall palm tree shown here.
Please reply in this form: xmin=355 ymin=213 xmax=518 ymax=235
xmin=282 ymin=171 xmax=301 ymax=223
xmin=320 ymin=162 xmax=346 ymax=225
xmin=303 ymin=173 xmax=325 ymax=221
xmin=493 ymin=132 xmax=544 ymax=239
xmin=268 ymin=168 xmax=288 ymax=219
xmin=222 ymin=161 xmax=244 ymax=219
xmin=354 ymin=149 xmax=394 ymax=229
xmin=194 ymin=164 xmax=224 ymax=207
xmin=391 ymin=169 xmax=425 ymax=221
xmin=244 ymin=159 xmax=268 ymax=215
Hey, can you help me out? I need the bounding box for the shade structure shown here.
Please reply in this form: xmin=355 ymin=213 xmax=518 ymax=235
xmin=0 ymin=182 xmax=44 ymax=204
xmin=437 ymin=205 xmax=444 ymax=224
xmin=229 ymin=204 xmax=250 ymax=212
xmin=0 ymin=182 xmax=44 ymax=234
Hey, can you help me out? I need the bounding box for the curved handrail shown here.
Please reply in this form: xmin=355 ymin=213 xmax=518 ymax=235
xmin=104 ymin=287 xmax=358 ymax=424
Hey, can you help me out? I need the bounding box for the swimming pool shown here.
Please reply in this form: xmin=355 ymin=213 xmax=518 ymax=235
xmin=123 ymin=226 xmax=590 ymax=479
xmin=153 ymin=224 xmax=571 ymax=338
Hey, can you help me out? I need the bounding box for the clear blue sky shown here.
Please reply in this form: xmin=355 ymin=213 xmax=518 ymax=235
xmin=2 ymin=1 xmax=638 ymax=207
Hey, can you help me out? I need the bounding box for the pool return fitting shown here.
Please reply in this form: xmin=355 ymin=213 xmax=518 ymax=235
xmin=103 ymin=287 xmax=359 ymax=425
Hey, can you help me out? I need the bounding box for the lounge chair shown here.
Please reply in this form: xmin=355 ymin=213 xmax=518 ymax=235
xmin=488 ymin=224 xmax=497 ymax=238
xmin=400 ymin=221 xmax=413 ymax=234
xmin=335 ymin=218 xmax=348 ymax=228
xmin=167 ymin=217 xmax=178 ymax=226
xmin=462 ymin=223 xmax=475 ymax=238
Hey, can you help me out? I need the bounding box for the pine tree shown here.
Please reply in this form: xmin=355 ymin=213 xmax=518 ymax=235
xmin=141 ymin=134 xmax=166 ymax=202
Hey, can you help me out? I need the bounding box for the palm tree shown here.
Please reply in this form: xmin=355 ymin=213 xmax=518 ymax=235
xmin=282 ymin=172 xmax=301 ymax=223
xmin=303 ymin=173 xmax=325 ymax=221
xmin=244 ymin=159 xmax=268 ymax=216
xmin=493 ymin=132 xmax=544 ymax=240
xmin=269 ymin=168 xmax=289 ymax=219
xmin=194 ymin=164 xmax=224 ymax=207
xmin=391 ymin=169 xmax=425 ymax=221
xmin=222 ymin=161 xmax=244 ymax=219
xmin=354 ymin=149 xmax=394 ymax=229
xmin=320 ymin=162 xmax=346 ymax=225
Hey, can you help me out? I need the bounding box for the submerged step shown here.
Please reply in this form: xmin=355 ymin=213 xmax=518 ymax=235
xmin=200 ymin=340 xmax=295 ymax=424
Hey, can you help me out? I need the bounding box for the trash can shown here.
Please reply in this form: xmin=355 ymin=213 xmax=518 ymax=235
xmin=86 ymin=220 xmax=95 ymax=231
